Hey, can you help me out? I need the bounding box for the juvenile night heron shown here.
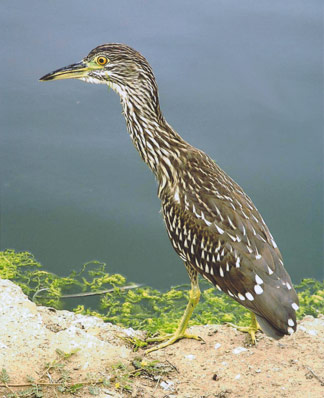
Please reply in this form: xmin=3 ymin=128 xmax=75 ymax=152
xmin=40 ymin=43 xmax=299 ymax=352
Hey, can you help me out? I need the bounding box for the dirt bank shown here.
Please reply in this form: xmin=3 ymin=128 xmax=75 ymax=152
xmin=0 ymin=279 xmax=323 ymax=398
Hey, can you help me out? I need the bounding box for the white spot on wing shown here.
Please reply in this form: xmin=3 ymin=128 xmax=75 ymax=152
xmin=245 ymin=292 xmax=254 ymax=301
xmin=287 ymin=327 xmax=294 ymax=335
xmin=227 ymin=216 xmax=236 ymax=229
xmin=215 ymin=224 xmax=224 ymax=235
xmin=238 ymin=293 xmax=245 ymax=301
xmin=291 ymin=302 xmax=299 ymax=311
xmin=288 ymin=319 xmax=295 ymax=327
xmin=227 ymin=232 xmax=237 ymax=242
xmin=267 ymin=266 xmax=274 ymax=275
xmin=255 ymin=254 xmax=262 ymax=260
xmin=204 ymin=218 xmax=212 ymax=226
xmin=215 ymin=240 xmax=221 ymax=252
xmin=235 ymin=257 xmax=240 ymax=268
xmin=219 ymin=266 xmax=224 ymax=277
xmin=254 ymin=284 xmax=263 ymax=295
xmin=255 ymin=274 xmax=264 ymax=285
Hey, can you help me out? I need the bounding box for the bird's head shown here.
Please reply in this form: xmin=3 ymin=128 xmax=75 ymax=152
xmin=40 ymin=43 xmax=158 ymax=102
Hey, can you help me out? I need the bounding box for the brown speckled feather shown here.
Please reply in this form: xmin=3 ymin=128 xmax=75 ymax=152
xmin=43 ymin=43 xmax=299 ymax=339
xmin=160 ymin=147 xmax=298 ymax=338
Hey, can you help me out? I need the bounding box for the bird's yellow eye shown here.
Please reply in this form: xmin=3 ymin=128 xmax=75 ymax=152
xmin=96 ymin=56 xmax=108 ymax=66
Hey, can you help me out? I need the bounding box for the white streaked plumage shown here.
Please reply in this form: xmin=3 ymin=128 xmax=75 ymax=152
xmin=43 ymin=43 xmax=299 ymax=343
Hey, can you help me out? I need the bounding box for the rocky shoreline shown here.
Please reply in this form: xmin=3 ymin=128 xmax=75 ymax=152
xmin=0 ymin=279 xmax=323 ymax=398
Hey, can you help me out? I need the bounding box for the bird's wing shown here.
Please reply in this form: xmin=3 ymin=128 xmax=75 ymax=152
xmin=162 ymin=150 xmax=298 ymax=337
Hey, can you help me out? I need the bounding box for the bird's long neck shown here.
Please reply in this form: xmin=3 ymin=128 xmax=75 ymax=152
xmin=117 ymin=85 xmax=190 ymax=196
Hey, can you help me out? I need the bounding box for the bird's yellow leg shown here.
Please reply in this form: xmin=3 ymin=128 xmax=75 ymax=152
xmin=227 ymin=312 xmax=260 ymax=344
xmin=145 ymin=282 xmax=201 ymax=354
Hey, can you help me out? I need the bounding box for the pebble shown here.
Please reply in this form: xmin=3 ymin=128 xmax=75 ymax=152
xmin=185 ymin=354 xmax=196 ymax=360
xmin=298 ymin=326 xmax=318 ymax=336
xmin=102 ymin=389 xmax=120 ymax=397
xmin=214 ymin=343 xmax=221 ymax=350
xmin=160 ymin=380 xmax=174 ymax=391
xmin=124 ymin=327 xmax=137 ymax=337
xmin=232 ymin=346 xmax=248 ymax=355
xmin=234 ymin=374 xmax=241 ymax=380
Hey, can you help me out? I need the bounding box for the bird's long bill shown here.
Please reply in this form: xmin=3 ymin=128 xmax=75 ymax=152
xmin=39 ymin=61 xmax=89 ymax=81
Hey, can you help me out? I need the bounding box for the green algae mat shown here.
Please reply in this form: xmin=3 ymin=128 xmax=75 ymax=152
xmin=1 ymin=249 xmax=323 ymax=335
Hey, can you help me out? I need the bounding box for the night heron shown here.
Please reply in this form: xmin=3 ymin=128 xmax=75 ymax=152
xmin=40 ymin=43 xmax=299 ymax=352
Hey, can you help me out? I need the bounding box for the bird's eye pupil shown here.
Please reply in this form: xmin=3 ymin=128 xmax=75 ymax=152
xmin=97 ymin=57 xmax=107 ymax=65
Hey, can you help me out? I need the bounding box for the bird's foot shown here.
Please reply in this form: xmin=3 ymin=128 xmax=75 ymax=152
xmin=145 ymin=284 xmax=202 ymax=354
xmin=226 ymin=323 xmax=260 ymax=344
xmin=226 ymin=312 xmax=261 ymax=345
xmin=145 ymin=331 xmax=202 ymax=354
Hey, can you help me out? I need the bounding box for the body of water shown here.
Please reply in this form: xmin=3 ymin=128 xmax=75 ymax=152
xmin=1 ymin=0 xmax=323 ymax=288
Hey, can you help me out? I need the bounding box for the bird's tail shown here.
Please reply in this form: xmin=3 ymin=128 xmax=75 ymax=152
xmin=255 ymin=315 xmax=286 ymax=340
xmin=253 ymin=280 xmax=299 ymax=339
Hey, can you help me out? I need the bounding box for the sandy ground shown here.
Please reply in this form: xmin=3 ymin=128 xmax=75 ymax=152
xmin=0 ymin=279 xmax=323 ymax=398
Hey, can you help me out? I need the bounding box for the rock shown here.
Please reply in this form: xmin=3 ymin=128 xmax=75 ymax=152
xmin=0 ymin=279 xmax=139 ymax=383
xmin=160 ymin=380 xmax=175 ymax=391
xmin=232 ymin=346 xmax=248 ymax=355
xmin=184 ymin=354 xmax=196 ymax=360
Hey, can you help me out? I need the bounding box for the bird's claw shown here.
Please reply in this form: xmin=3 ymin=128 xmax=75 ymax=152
xmin=145 ymin=332 xmax=203 ymax=354
xmin=226 ymin=322 xmax=260 ymax=345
